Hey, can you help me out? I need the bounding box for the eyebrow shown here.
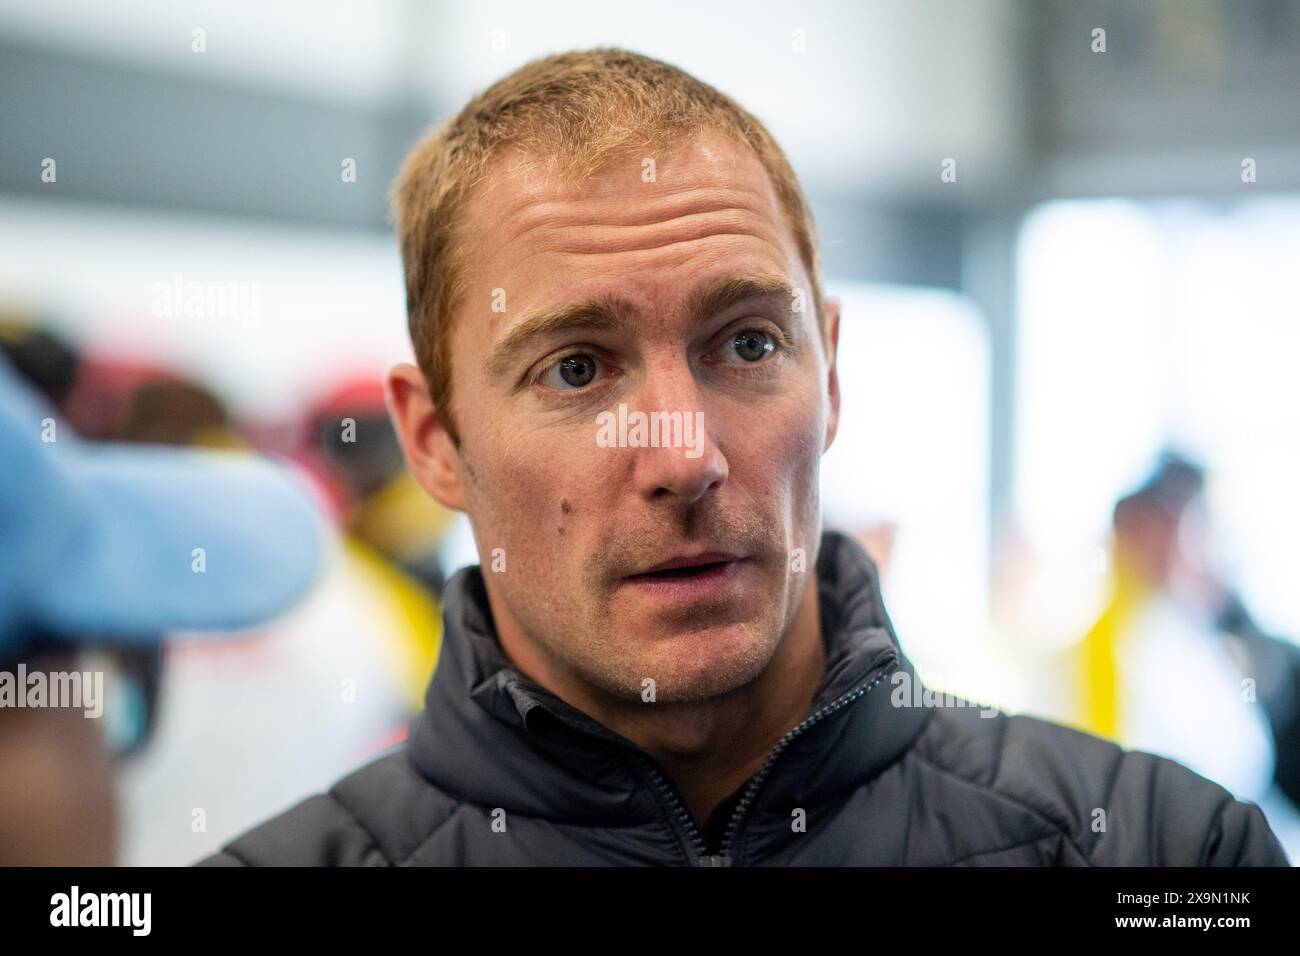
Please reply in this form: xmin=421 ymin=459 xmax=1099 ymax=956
xmin=484 ymin=272 xmax=798 ymax=382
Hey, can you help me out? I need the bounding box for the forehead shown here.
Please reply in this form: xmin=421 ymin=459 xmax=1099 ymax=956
xmin=453 ymin=130 xmax=805 ymax=318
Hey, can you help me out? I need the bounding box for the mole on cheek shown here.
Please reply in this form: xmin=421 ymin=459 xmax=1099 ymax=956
xmin=560 ymin=499 xmax=572 ymax=514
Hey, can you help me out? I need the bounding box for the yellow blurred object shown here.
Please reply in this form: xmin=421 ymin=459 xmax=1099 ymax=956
xmin=189 ymin=424 xmax=249 ymax=450
xmin=342 ymin=536 xmax=443 ymax=714
xmin=339 ymin=470 xmax=453 ymax=712
xmin=351 ymin=470 xmax=453 ymax=565
xmin=1072 ymin=549 xmax=1152 ymax=741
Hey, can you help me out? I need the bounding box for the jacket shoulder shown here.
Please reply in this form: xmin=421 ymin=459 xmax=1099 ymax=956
xmin=195 ymin=748 xmax=457 ymax=866
xmin=911 ymin=705 xmax=1289 ymax=866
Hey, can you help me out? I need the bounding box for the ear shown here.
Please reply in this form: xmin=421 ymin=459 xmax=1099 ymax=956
xmin=386 ymin=362 xmax=468 ymax=512
xmin=821 ymin=295 xmax=842 ymax=454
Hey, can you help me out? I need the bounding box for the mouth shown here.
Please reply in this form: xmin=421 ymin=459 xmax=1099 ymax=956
xmin=625 ymin=552 xmax=746 ymax=580
xmin=618 ymin=552 xmax=751 ymax=605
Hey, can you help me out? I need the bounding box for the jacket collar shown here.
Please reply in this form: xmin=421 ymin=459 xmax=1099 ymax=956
xmin=407 ymin=529 xmax=931 ymax=828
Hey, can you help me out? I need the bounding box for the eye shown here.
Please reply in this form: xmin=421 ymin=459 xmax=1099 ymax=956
xmin=723 ymin=329 xmax=777 ymax=363
xmin=539 ymin=353 xmax=601 ymax=390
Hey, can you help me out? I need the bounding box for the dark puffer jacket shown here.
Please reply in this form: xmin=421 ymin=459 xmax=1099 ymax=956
xmin=198 ymin=530 xmax=1289 ymax=866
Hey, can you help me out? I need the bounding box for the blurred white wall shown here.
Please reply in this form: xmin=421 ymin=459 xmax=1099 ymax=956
xmin=0 ymin=196 xmax=411 ymax=420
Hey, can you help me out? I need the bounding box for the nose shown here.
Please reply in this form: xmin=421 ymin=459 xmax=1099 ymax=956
xmin=626 ymin=360 xmax=728 ymax=507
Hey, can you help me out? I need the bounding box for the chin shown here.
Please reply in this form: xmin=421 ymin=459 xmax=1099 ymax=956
xmin=629 ymin=620 xmax=778 ymax=703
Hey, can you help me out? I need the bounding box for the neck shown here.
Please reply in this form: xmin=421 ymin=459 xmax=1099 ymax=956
xmin=493 ymin=574 xmax=826 ymax=828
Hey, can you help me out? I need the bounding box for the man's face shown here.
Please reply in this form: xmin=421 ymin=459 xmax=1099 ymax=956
xmin=398 ymin=130 xmax=840 ymax=704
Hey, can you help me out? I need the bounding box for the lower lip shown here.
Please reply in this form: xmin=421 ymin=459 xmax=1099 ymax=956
xmin=618 ymin=559 xmax=750 ymax=604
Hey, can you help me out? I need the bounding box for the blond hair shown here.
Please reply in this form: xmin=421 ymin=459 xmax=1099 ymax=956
xmin=390 ymin=47 xmax=824 ymax=446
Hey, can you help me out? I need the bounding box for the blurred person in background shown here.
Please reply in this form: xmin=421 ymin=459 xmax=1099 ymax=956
xmin=118 ymin=378 xmax=244 ymax=449
xmin=0 ymin=353 xmax=322 ymax=864
xmin=0 ymin=322 xmax=431 ymax=864
xmin=82 ymin=361 xmax=439 ymax=863
xmin=1074 ymin=452 xmax=1300 ymax=822
xmin=291 ymin=376 xmax=451 ymax=716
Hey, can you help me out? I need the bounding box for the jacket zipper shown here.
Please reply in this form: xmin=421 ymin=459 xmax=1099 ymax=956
xmin=639 ymin=650 xmax=899 ymax=866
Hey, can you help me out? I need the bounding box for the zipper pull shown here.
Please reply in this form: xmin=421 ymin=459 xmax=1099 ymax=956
xmin=696 ymin=853 xmax=732 ymax=867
